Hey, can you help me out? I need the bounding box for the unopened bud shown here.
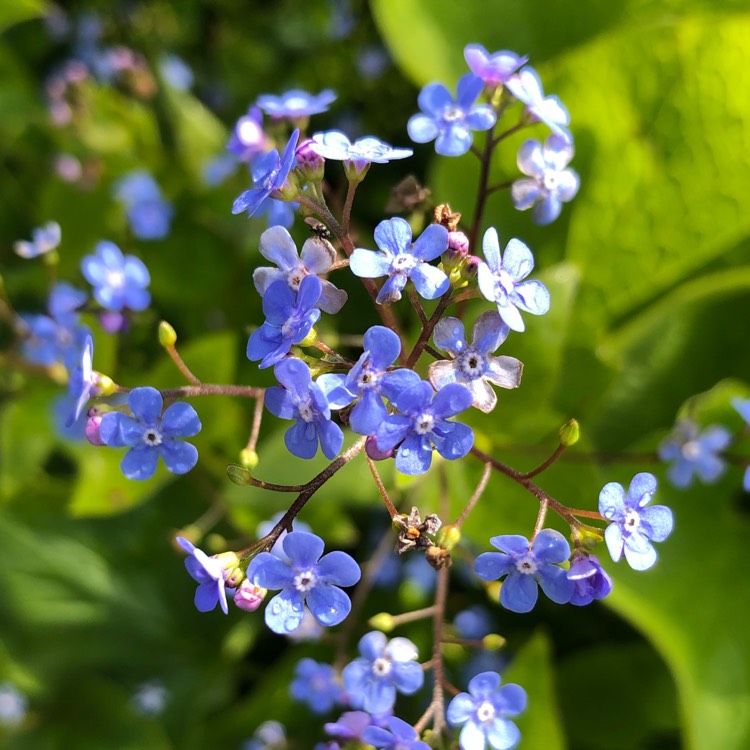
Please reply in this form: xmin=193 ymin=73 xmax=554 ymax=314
xmin=297 ymin=327 xmax=318 ymax=348
xmin=274 ymin=171 xmax=300 ymax=202
xmin=425 ymin=545 xmax=452 ymax=570
xmin=447 ymin=231 xmax=469 ymax=257
xmin=159 ymin=320 xmax=177 ymax=348
xmin=214 ymin=551 xmax=243 ymax=587
xmin=234 ymin=580 xmax=267 ymax=612
xmin=295 ymin=138 xmax=325 ymax=183
xmin=368 ymin=612 xmax=394 ymax=633
xmin=366 ymin=435 xmax=394 ymax=461
xmin=559 ymin=419 xmax=580 ymax=447
xmin=239 ymin=448 xmax=259 ymax=470
xmin=85 ymin=412 xmax=105 ymax=445
xmin=343 ymin=158 xmax=371 ymax=184
xmin=96 ymin=374 xmax=116 ymax=396
xmin=461 ymin=255 xmax=481 ymax=280
xmin=436 ymin=524 xmax=461 ymax=551
xmin=482 ymin=633 xmax=507 ymax=651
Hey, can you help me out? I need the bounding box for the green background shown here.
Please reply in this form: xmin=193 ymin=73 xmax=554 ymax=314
xmin=2 ymin=0 xmax=750 ymax=748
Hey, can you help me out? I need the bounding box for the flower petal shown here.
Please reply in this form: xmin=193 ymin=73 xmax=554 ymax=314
xmin=350 ymin=248 xmax=392 ymax=279
xmin=307 ymin=583 xmax=351 ymax=626
xmin=158 ymin=440 xmax=198 ymax=475
xmin=264 ymin=589 xmax=305 ymax=634
xmin=259 ymin=225 xmax=300 ymax=270
xmin=316 ymin=550 xmax=361 ymax=587
xmin=128 ymin=387 xmax=163 ymax=424
xmin=161 ymin=402 xmax=201 ymax=437
xmin=410 ymin=262 xmax=450 ymax=300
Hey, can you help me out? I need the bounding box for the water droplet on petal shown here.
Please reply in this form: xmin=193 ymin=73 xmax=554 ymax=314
xmin=401 ymin=448 xmax=410 ymax=457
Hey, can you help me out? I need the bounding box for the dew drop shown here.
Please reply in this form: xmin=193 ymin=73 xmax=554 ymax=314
xmin=271 ymin=602 xmax=281 ymax=614
xmin=401 ymin=448 xmax=410 ymax=457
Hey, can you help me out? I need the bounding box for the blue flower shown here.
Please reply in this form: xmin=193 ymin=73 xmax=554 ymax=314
xmin=290 ymin=658 xmax=344 ymax=714
xmin=19 ymin=312 xmax=90 ymax=371
xmin=253 ymin=226 xmax=347 ymax=314
xmin=454 ymin=605 xmax=493 ymax=640
xmin=428 ymin=311 xmax=523 ymax=413
xmin=463 ymin=45 xmax=527 ymax=88
xmin=246 ymin=530 xmax=360 ymax=634
xmin=232 ymin=130 xmax=299 ymax=218
xmin=310 ymin=130 xmax=413 ymax=172
xmin=407 ymin=74 xmax=496 ymax=157
xmin=342 ymin=631 xmax=424 ymax=714
xmin=13 ymin=221 xmax=61 ymax=258
xmin=567 ymin=552 xmax=613 ymax=606
xmin=317 ymin=325 xmax=420 ymax=436
xmin=375 ymin=381 xmax=474 ymax=475
xmin=257 ymin=89 xmax=336 ymax=119
xmin=254 ymin=195 xmax=298 ymax=230
xmin=733 ymin=398 xmax=750 ymax=490
xmin=176 ymin=536 xmax=231 ymax=614
xmin=350 ymin=218 xmax=449 ymax=304
xmin=131 ymin=680 xmax=168 ymax=716
xmin=228 ymin=106 xmax=268 ymax=162
xmin=446 ymin=671 xmax=526 ymax=750
xmin=658 ymin=419 xmax=731 ymax=489
xmin=505 ymin=67 xmax=571 ymax=140
xmin=476 ymin=228 xmax=550 ymax=333
xmin=48 ymin=281 xmax=87 ymax=322
xmin=363 ymin=716 xmax=431 ymax=750
xmin=159 ymin=53 xmax=193 ymax=90
xmin=81 ymin=241 xmax=151 ymax=312
xmin=324 ymin=711 xmax=379 ymax=744
xmin=475 ymin=529 xmax=574 ymax=613
xmin=0 ymin=683 xmax=27 ymax=727
xmin=99 ymin=386 xmax=201 ymax=480
xmin=512 ymin=134 xmax=579 ymax=225
xmin=114 ymin=171 xmax=173 ymax=240
xmin=247 ymin=276 xmax=322 ymax=369
xmin=202 ymin=153 xmax=239 ymax=186
xmin=243 ymin=720 xmax=287 ymax=750
xmin=599 ymin=473 xmax=673 ymax=571
xmin=265 ymin=358 xmax=344 ymax=460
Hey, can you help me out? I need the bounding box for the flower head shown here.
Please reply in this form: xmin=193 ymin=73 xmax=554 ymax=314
xmin=463 ymin=45 xmax=528 ymax=88
xmin=14 ymin=221 xmax=61 ymax=258
xmin=446 ymin=671 xmax=526 ymax=750
xmin=265 ymin=358 xmax=344 ymax=459
xmin=375 ymin=381 xmax=474 ymax=475
xmin=658 ymin=419 xmax=731 ymax=488
xmin=475 ymin=529 xmax=574 ymax=612
xmin=310 ymin=130 xmax=412 ymax=174
xmin=350 ymin=217 xmax=449 ymax=304
xmin=247 ymin=531 xmax=360 ymax=634
xmin=512 ymin=134 xmax=579 ymax=225
xmin=317 ymin=325 xmax=420 ymax=435
xmin=363 ymin=716 xmax=431 ymax=750
xmin=228 ymin=106 xmax=269 ymax=162
xmin=428 ymin=311 xmax=523 ymax=413
xmin=176 ymin=536 xmax=231 ymax=614
xmin=114 ymin=171 xmax=173 ymax=240
xmin=476 ymin=228 xmax=550 ymax=332
xmin=81 ymin=241 xmax=151 ymax=312
xmin=100 ymin=386 xmax=201 ymax=480
xmin=246 ymin=275 xmax=322 ymax=369
xmin=408 ymin=73 xmax=496 ymax=156
xmin=599 ymin=473 xmax=673 ymax=571
xmin=290 ymin=658 xmax=344 ymax=714
xmin=566 ymin=552 xmax=613 ymax=606
xmin=243 ymin=720 xmax=287 ymax=750
xmin=257 ymin=89 xmax=336 ymax=119
xmin=253 ymin=226 xmax=347 ymax=314
xmin=505 ymin=67 xmax=570 ymax=140
xmin=342 ymin=631 xmax=424 ymax=714
xmin=232 ymin=130 xmax=299 ymax=218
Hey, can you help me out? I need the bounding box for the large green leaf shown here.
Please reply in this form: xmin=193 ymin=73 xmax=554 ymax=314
xmin=0 ymin=0 xmax=45 ymax=35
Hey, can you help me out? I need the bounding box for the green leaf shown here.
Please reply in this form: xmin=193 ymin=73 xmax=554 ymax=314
xmin=0 ymin=0 xmax=45 ymax=34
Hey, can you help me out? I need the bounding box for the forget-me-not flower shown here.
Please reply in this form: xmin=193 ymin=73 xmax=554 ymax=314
xmin=14 ymin=221 xmax=61 ymax=258
xmin=407 ymin=73 xmax=496 ymax=157
xmin=253 ymin=226 xmax=347 ymax=314
xmin=65 ymin=334 xmax=98 ymax=427
xmin=342 ymin=631 xmax=424 ymax=714
xmin=375 ymin=381 xmax=474 ymax=475
xmin=658 ymin=419 xmax=731 ymax=489
xmin=247 ymin=530 xmax=360 ymax=634
xmin=464 ymin=45 xmax=527 ymax=88
xmin=265 ymin=358 xmax=344 ymax=460
xmin=290 ymin=658 xmax=345 ymax=714
xmin=81 ymin=241 xmax=151 ymax=312
xmin=310 ymin=130 xmax=413 ymax=172
xmin=512 ymin=134 xmax=579 ymax=225
xmin=114 ymin=171 xmax=173 ymax=240
xmin=363 ymin=716 xmax=431 ymax=750
xmin=506 ymin=67 xmax=570 ymax=140
xmin=228 ymin=105 xmax=268 ymax=162
xmin=476 ymin=228 xmax=550 ymax=332
xmin=318 ymin=325 xmax=420 ymax=436
xmin=446 ymin=671 xmax=527 ymax=750
xmin=246 ymin=276 xmax=322 ymax=369
xmin=350 ymin=217 xmax=449 ymax=304
xmin=100 ymin=386 xmax=201 ymax=480
xmin=428 ymin=311 xmax=523 ymax=413
xmin=232 ymin=130 xmax=299 ymax=218
xmin=599 ymin=473 xmax=673 ymax=571
xmin=475 ymin=529 xmax=574 ymax=613
xmin=176 ymin=536 xmax=232 ymax=614
xmin=567 ymin=552 xmax=613 ymax=606
xmin=257 ymin=89 xmax=336 ymax=119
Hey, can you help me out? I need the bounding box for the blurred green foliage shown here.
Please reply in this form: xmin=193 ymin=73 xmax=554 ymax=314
xmin=1 ymin=0 xmax=750 ymax=748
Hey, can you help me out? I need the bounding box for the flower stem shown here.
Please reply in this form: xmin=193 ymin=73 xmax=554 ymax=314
xmin=454 ymin=462 xmax=492 ymax=528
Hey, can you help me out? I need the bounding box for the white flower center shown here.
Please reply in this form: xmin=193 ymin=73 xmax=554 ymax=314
xmin=357 ymin=367 xmax=380 ymax=390
xmin=414 ymin=412 xmax=434 ymax=435
xmin=443 ymin=106 xmax=464 ymax=123
xmin=287 ymin=268 xmax=307 ymax=291
xmin=497 ymin=268 xmax=515 ymax=295
xmin=284 ymin=96 xmax=307 ymax=113
xmin=515 ymin=553 xmax=537 ymax=575
xmin=476 ymin=700 xmax=496 ymax=724
xmin=681 ymin=440 xmax=701 ymax=461
xmin=624 ymin=509 xmax=641 ymax=533
xmin=391 ymin=253 xmax=416 ymax=273
xmin=143 ymin=428 xmax=163 ymax=447
xmin=237 ymin=118 xmax=262 ymax=145
xmin=293 ymin=568 xmax=317 ymax=592
xmin=298 ymin=401 xmax=314 ymax=423
xmin=106 ymin=269 xmax=125 ymax=289
xmin=372 ymin=657 xmax=392 ymax=677
xmin=543 ymin=170 xmax=559 ymax=191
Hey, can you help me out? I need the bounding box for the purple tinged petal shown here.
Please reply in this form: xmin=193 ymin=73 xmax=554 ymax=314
xmin=121 ymin=445 xmax=159 ymax=480
xmin=475 ymin=551 xmax=515 ymax=581
xmin=428 ymin=359 xmax=459 ymax=392
xmin=433 ymin=317 xmax=467 ymax=355
xmin=301 ymin=237 xmax=336 ymax=274
xmin=467 ymin=378 xmax=497 ymax=413
xmin=318 ymin=280 xmax=348 ymax=314
xmin=501 ymin=571 xmax=539 ymax=612
xmin=307 ymin=583 xmax=351 ymax=626
xmin=350 ymin=248 xmax=392 ymax=279
xmin=161 ymin=402 xmax=201 ymax=437
xmin=265 ymin=589 xmax=305 ymax=634
xmin=194 ymin=581 xmax=220 ymax=612
xmin=316 ymin=550 xmax=361 ymax=587
xmin=531 ymin=529 xmax=570 ymax=564
xmin=640 ymin=505 xmax=674 ymax=542
xmin=128 ymin=386 xmax=163 ymax=423
xmin=376 ymin=273 xmax=408 ymax=304
xmin=471 ymin=310 xmax=509 ymax=353
xmin=485 ymin=355 xmax=523 ymax=389
xmin=259 ymin=225 xmax=300 ymax=270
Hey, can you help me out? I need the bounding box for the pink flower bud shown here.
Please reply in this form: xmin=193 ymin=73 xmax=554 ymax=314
xmin=85 ymin=412 xmax=105 ymax=445
xmin=234 ymin=580 xmax=267 ymax=612
xmin=365 ymin=435 xmax=394 ymax=461
xmin=447 ymin=231 xmax=469 ymax=257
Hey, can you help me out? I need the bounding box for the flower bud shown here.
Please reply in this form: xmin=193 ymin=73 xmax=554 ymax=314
xmin=368 ymin=612 xmax=395 ymax=632
xmin=447 ymin=231 xmax=469 ymax=257
xmin=273 ymin=171 xmax=300 ymax=202
xmin=158 ymin=320 xmax=177 ymax=348
xmin=436 ymin=524 xmax=461 ymax=551
xmin=96 ymin=374 xmax=117 ymax=397
xmin=214 ymin=551 xmax=244 ymax=588
xmin=365 ymin=435 xmax=394 ymax=461
xmin=482 ymin=633 xmax=507 ymax=651
xmin=234 ymin=580 xmax=267 ymax=612
xmin=295 ymin=138 xmax=325 ymax=183
xmin=425 ymin=545 xmax=452 ymax=569
xmin=239 ymin=448 xmax=259 ymax=470
xmin=99 ymin=311 xmax=128 ymax=334
xmin=297 ymin=327 xmax=318 ymax=348
xmin=462 ymin=255 xmax=481 ymax=280
xmin=85 ymin=412 xmax=105 ymax=445
xmin=343 ymin=158 xmax=371 ymax=184
xmin=559 ymin=418 xmax=580 ymax=447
